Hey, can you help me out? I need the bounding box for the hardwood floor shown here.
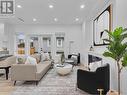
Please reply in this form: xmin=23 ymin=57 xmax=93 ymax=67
xmin=0 ymin=64 xmax=86 ymax=95
xmin=0 ymin=74 xmax=15 ymax=95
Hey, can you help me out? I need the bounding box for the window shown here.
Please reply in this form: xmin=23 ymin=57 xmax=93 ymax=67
xmin=47 ymin=38 xmax=51 ymax=47
xmin=93 ymin=5 xmax=112 ymax=46
xmin=30 ymin=37 xmax=38 ymax=55
xmin=17 ymin=34 xmax=25 ymax=54
xmin=42 ymin=37 xmax=51 ymax=53
xmin=56 ymin=37 xmax=64 ymax=48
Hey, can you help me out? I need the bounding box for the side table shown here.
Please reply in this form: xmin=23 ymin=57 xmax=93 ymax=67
xmin=0 ymin=66 xmax=11 ymax=80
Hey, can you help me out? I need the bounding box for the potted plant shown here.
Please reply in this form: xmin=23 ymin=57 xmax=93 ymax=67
xmin=103 ymin=27 xmax=127 ymax=95
xmin=61 ymin=52 xmax=65 ymax=65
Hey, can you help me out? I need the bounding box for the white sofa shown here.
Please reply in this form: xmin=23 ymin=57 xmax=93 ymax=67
xmin=0 ymin=56 xmax=16 ymax=79
xmin=11 ymin=54 xmax=51 ymax=85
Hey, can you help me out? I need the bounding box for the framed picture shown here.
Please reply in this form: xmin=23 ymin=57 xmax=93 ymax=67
xmin=93 ymin=5 xmax=112 ymax=46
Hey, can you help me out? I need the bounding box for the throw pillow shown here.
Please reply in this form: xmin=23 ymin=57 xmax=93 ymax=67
xmin=31 ymin=54 xmax=41 ymax=64
xmin=16 ymin=56 xmax=27 ymax=64
xmin=89 ymin=61 xmax=102 ymax=72
xmin=44 ymin=52 xmax=50 ymax=60
xmin=54 ymin=54 xmax=61 ymax=64
xmin=17 ymin=58 xmax=24 ymax=64
xmin=71 ymin=55 xmax=77 ymax=60
xmin=41 ymin=52 xmax=46 ymax=62
xmin=25 ymin=56 xmax=37 ymax=65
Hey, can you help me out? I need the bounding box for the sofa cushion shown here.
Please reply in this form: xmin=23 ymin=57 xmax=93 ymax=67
xmin=41 ymin=52 xmax=46 ymax=62
xmin=41 ymin=52 xmax=50 ymax=62
xmin=0 ymin=56 xmax=16 ymax=67
xmin=54 ymin=54 xmax=61 ymax=64
xmin=36 ymin=62 xmax=51 ymax=80
xmin=31 ymin=54 xmax=41 ymax=63
xmin=17 ymin=55 xmax=27 ymax=64
xmin=71 ymin=55 xmax=78 ymax=61
xmin=36 ymin=63 xmax=50 ymax=73
xmin=25 ymin=56 xmax=37 ymax=65
xmin=44 ymin=53 xmax=50 ymax=60
xmin=89 ymin=61 xmax=102 ymax=72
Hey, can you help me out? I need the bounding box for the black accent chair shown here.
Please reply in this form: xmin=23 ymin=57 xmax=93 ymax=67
xmin=77 ymin=64 xmax=110 ymax=94
xmin=68 ymin=53 xmax=80 ymax=64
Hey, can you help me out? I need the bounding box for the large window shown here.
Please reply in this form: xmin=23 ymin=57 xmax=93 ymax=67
xmin=30 ymin=37 xmax=38 ymax=55
xmin=17 ymin=34 xmax=25 ymax=54
xmin=93 ymin=5 xmax=112 ymax=46
xmin=56 ymin=37 xmax=64 ymax=48
xmin=47 ymin=38 xmax=51 ymax=47
xmin=43 ymin=37 xmax=51 ymax=53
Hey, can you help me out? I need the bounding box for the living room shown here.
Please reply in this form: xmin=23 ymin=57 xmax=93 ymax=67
xmin=0 ymin=0 xmax=127 ymax=95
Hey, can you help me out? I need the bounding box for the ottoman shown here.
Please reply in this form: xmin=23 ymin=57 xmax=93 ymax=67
xmin=55 ymin=63 xmax=72 ymax=75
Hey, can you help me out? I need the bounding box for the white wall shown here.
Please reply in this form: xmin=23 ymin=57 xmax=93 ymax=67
xmin=81 ymin=0 xmax=127 ymax=94
xmin=14 ymin=24 xmax=82 ymax=59
xmin=4 ymin=23 xmax=15 ymax=55
xmin=33 ymin=40 xmax=39 ymax=52
xmin=0 ymin=23 xmax=4 ymax=48
xmin=115 ymin=0 xmax=127 ymax=94
xmin=115 ymin=0 xmax=127 ymax=27
xmin=0 ymin=23 xmax=15 ymax=54
xmin=0 ymin=23 xmax=15 ymax=73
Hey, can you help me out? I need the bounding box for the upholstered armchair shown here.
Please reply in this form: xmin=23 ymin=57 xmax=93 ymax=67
xmin=67 ymin=53 xmax=80 ymax=65
xmin=77 ymin=64 xmax=110 ymax=94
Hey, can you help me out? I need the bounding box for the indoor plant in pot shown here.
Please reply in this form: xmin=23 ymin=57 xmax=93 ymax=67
xmin=61 ymin=52 xmax=65 ymax=65
xmin=103 ymin=27 xmax=127 ymax=95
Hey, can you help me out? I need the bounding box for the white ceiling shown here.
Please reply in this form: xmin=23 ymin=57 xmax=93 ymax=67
xmin=0 ymin=0 xmax=110 ymax=25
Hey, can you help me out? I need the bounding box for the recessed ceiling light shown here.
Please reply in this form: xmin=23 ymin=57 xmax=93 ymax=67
xmin=80 ymin=4 xmax=85 ymax=9
xmin=75 ymin=18 xmax=79 ymax=21
xmin=17 ymin=5 xmax=22 ymax=8
xmin=49 ymin=5 xmax=54 ymax=9
xmin=33 ymin=18 xmax=37 ymax=21
xmin=54 ymin=18 xmax=58 ymax=22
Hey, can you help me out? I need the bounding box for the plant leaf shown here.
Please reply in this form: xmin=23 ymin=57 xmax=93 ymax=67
xmin=113 ymin=27 xmax=123 ymax=36
xmin=122 ymin=53 xmax=127 ymax=67
xmin=122 ymin=28 xmax=127 ymax=33
xmin=121 ymin=33 xmax=127 ymax=42
xmin=103 ymin=27 xmax=127 ymax=64
xmin=103 ymin=52 xmax=116 ymax=60
xmin=103 ymin=29 xmax=113 ymax=39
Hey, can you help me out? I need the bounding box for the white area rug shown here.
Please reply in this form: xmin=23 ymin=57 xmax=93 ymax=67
xmin=10 ymin=67 xmax=91 ymax=95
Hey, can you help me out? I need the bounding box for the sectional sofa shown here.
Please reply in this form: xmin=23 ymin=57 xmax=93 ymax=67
xmin=0 ymin=56 xmax=16 ymax=80
xmin=11 ymin=54 xmax=52 ymax=85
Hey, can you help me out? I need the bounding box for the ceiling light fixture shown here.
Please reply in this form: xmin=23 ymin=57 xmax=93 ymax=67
xmin=17 ymin=5 xmax=22 ymax=8
xmin=75 ymin=18 xmax=79 ymax=21
xmin=33 ymin=18 xmax=37 ymax=21
xmin=80 ymin=4 xmax=85 ymax=9
xmin=49 ymin=5 xmax=54 ymax=9
xmin=54 ymin=18 xmax=58 ymax=22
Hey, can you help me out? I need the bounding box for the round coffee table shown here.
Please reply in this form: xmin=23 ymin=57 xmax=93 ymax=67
xmin=55 ymin=63 xmax=72 ymax=76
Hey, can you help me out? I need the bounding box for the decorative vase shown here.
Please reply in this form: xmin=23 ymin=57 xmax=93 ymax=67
xmin=90 ymin=46 xmax=94 ymax=51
